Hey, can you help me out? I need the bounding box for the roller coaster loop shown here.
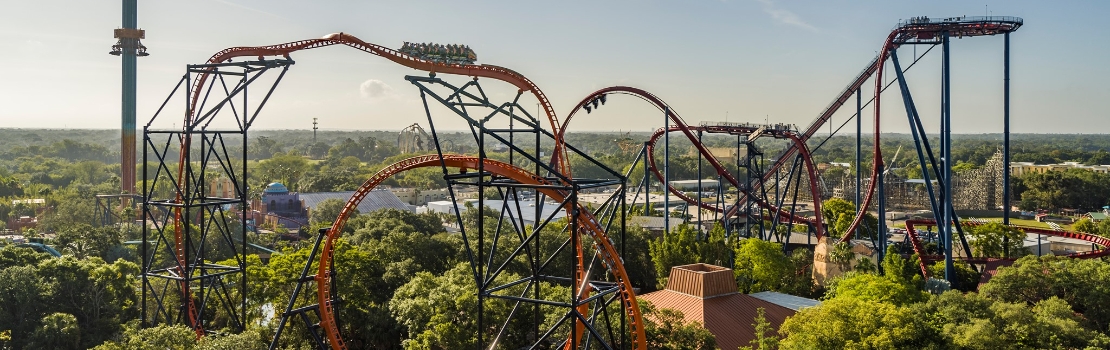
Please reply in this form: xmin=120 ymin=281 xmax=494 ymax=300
xmin=318 ymin=154 xmax=647 ymax=350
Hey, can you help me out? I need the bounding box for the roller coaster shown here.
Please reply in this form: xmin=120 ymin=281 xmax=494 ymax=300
xmin=135 ymin=14 xmax=1108 ymax=350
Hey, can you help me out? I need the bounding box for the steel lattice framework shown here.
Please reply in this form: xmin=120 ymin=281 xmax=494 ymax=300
xmin=142 ymin=33 xmax=647 ymax=350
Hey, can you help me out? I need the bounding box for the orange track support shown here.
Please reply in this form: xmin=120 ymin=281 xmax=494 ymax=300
xmin=317 ymin=155 xmax=646 ymax=350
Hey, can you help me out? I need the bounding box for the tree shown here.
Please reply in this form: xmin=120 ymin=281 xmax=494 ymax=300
xmin=739 ymin=308 xmax=778 ymax=350
xmin=920 ymin=291 xmax=1110 ymax=350
xmin=0 ymin=245 xmax=51 ymax=269
xmin=310 ymin=198 xmax=352 ymax=225
xmin=37 ymin=257 xmax=139 ymax=348
xmin=90 ymin=324 xmax=196 ymax=350
xmin=927 ymin=261 xmax=980 ymax=293
xmin=822 ymin=271 xmax=925 ymax=306
xmin=733 ymin=238 xmax=789 ymax=294
xmin=54 ymin=223 xmax=122 ymax=260
xmin=255 ymin=152 xmax=310 ymax=190
xmin=778 ymin=297 xmax=944 ymax=350
xmin=1073 ymin=217 xmax=1099 ymax=235
xmin=0 ymin=265 xmax=48 ymax=348
xmin=26 ymin=312 xmax=81 ymax=350
xmin=980 ymin=255 xmax=1110 ymax=332
xmin=639 ymin=300 xmax=717 ymax=350
xmin=648 ymin=224 xmax=700 ymax=289
xmin=965 ymin=222 xmax=1027 ymax=258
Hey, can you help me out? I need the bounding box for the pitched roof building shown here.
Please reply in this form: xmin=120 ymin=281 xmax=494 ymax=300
xmin=638 ymin=263 xmax=801 ymax=349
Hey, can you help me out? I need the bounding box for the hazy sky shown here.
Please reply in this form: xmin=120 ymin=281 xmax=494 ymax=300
xmin=1 ymin=0 xmax=1107 ymax=134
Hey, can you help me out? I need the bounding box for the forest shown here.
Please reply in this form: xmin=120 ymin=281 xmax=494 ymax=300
xmin=2 ymin=128 xmax=1110 ymax=349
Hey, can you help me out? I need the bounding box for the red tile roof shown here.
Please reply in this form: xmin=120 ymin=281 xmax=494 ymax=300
xmin=639 ymin=264 xmax=797 ymax=349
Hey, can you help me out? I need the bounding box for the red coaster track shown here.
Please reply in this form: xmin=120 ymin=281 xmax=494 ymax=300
xmin=563 ymin=87 xmax=827 ymax=239
xmin=902 ymin=219 xmax=1110 ymax=277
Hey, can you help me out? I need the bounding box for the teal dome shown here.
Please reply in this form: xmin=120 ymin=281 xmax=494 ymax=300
xmin=264 ymin=182 xmax=289 ymax=194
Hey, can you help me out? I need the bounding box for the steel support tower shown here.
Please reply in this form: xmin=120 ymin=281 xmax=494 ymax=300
xmin=141 ymin=58 xmax=291 ymax=335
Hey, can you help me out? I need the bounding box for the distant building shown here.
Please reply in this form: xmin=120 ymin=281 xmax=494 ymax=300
xmin=254 ymin=183 xmax=413 ymax=230
xmin=669 ymin=179 xmax=720 ymax=191
xmin=1010 ymin=161 xmax=1110 ymax=177
xmin=389 ymin=187 xmax=449 ymax=206
xmin=421 ymin=199 xmax=565 ymax=227
xmin=638 ymin=263 xmax=803 ymax=349
xmin=299 ymin=190 xmax=413 ymax=216
xmin=628 ymin=216 xmax=685 ymax=236
xmin=259 ymin=183 xmax=308 ymax=229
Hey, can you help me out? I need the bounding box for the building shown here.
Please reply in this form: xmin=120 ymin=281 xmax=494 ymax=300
xmin=638 ymin=263 xmax=801 ymax=349
xmin=254 ymin=183 xmax=414 ymax=230
xmin=258 ymin=183 xmax=309 ymax=229
xmin=389 ymin=187 xmax=449 ymax=206
xmin=669 ymin=179 xmax=720 ymax=191
xmin=299 ymin=190 xmax=413 ymax=216
xmin=421 ymin=199 xmax=566 ymax=227
xmin=1010 ymin=161 xmax=1110 ymax=177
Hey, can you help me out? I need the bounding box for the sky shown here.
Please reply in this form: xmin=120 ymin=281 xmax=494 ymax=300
xmin=0 ymin=0 xmax=1107 ymax=134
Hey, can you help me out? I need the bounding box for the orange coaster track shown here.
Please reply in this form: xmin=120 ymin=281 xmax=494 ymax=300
xmin=171 ymin=33 xmax=579 ymax=339
xmin=319 ymin=155 xmax=646 ymax=349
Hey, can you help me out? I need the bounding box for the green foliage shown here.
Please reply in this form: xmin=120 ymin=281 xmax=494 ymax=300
xmin=880 ymin=249 xmax=920 ymax=284
xmin=639 ymin=300 xmax=717 ymax=350
xmin=0 ymin=265 xmax=48 ymax=347
xmin=739 ymin=307 xmax=779 ymax=350
xmin=779 ymin=297 xmax=943 ymax=350
xmin=90 ymin=324 xmax=196 ymax=350
xmin=853 ymin=256 xmax=876 ymax=274
xmin=927 ymin=261 xmax=980 ymax=293
xmin=965 ymin=222 xmax=1027 ymax=258
xmin=828 ymin=241 xmax=854 ymax=272
xmin=54 ymin=223 xmax=123 ymax=260
xmin=27 ymin=312 xmax=81 ymax=350
xmin=616 ymin=225 xmax=659 ymax=292
xmin=309 ymin=198 xmax=351 ymax=225
xmin=920 ymin=291 xmax=1110 ymax=350
xmin=821 ymin=198 xmax=879 ymax=240
xmin=823 ymin=271 xmax=925 ymax=306
xmin=734 ymin=238 xmax=788 ymax=293
xmin=1018 ymin=168 xmax=1110 ymax=211
xmin=980 ymin=255 xmax=1110 ymax=332
xmin=648 ymin=224 xmax=701 ymax=289
xmin=0 ymin=245 xmax=51 ymax=269
xmin=350 ymin=208 xmax=444 ymax=243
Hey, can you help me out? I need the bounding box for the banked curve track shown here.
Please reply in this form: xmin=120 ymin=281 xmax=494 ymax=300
xmin=562 ymin=86 xmax=827 ymax=239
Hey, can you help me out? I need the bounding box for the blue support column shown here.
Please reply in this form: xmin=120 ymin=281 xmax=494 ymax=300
xmin=942 ymin=31 xmax=955 ymax=286
xmin=878 ymin=162 xmax=887 ymax=274
xmin=892 ymin=49 xmax=943 ymax=226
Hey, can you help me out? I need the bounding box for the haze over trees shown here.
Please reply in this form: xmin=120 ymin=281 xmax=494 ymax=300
xmin=3 ymin=129 xmax=1110 ymax=349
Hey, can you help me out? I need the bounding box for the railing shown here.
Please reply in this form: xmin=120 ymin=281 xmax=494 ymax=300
xmin=898 ymin=15 xmax=1023 ymax=27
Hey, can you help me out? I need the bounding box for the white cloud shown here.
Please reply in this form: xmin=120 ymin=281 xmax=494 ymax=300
xmin=755 ymin=0 xmax=817 ymax=32
xmin=359 ymin=79 xmax=394 ymax=99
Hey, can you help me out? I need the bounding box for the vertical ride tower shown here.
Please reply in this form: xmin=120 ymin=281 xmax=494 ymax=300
xmin=109 ymin=0 xmax=149 ymax=194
